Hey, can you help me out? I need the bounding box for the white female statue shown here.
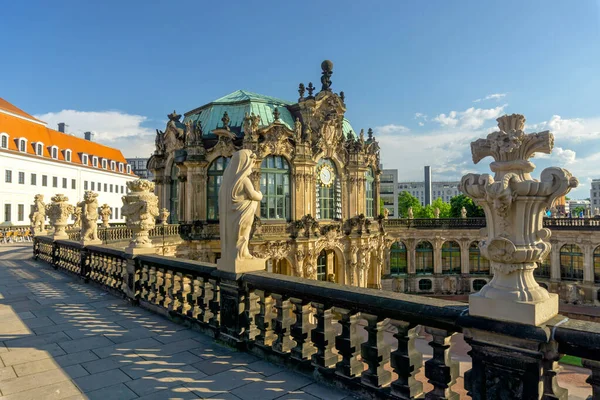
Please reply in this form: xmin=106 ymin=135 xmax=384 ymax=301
xmin=217 ymin=149 xmax=266 ymax=272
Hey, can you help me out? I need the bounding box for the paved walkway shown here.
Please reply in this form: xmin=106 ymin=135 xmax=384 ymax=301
xmin=0 ymin=244 xmax=352 ymax=400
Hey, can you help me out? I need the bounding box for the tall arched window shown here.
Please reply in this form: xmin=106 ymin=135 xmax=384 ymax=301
xmin=390 ymin=241 xmax=407 ymax=275
xmin=416 ymin=241 xmax=434 ymax=274
xmin=560 ymin=244 xmax=583 ymax=281
xmin=260 ymin=155 xmax=290 ymax=220
xmin=316 ymin=159 xmax=341 ymax=220
xmin=442 ymin=241 xmax=461 ymax=274
xmin=317 ymin=250 xmax=327 ymax=281
xmin=535 ymin=256 xmax=550 ymax=278
xmin=365 ymin=168 xmax=374 ymax=218
xmin=469 ymin=241 xmax=490 ymax=275
xmin=207 ymin=157 xmax=230 ymax=221
xmin=169 ymin=163 xmax=179 ymax=223
xmin=594 ymin=246 xmax=600 ymax=283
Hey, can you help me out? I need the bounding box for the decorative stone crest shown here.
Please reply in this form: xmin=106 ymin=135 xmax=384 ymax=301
xmin=29 ymin=194 xmax=47 ymax=235
xmin=159 ymin=208 xmax=170 ymax=225
xmin=78 ymin=191 xmax=101 ymax=244
xmin=460 ymin=113 xmax=578 ymax=325
xmin=121 ymin=179 xmax=160 ymax=253
xmin=46 ymin=194 xmax=74 ymax=240
xmin=100 ymin=204 xmax=111 ymax=228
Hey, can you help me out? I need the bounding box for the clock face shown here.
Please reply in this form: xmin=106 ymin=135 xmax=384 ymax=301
xmin=319 ymin=166 xmax=333 ymax=186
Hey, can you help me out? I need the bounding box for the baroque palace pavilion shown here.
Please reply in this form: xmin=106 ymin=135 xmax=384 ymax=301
xmin=149 ymin=61 xmax=385 ymax=288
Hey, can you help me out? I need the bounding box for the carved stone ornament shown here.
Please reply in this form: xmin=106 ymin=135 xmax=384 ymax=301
xmin=46 ymin=194 xmax=74 ymax=240
xmin=121 ymin=179 xmax=160 ymax=252
xmin=100 ymin=204 xmax=112 ymax=228
xmin=29 ymin=194 xmax=47 ymax=235
xmin=159 ymin=208 xmax=170 ymax=225
xmin=461 ymin=207 xmax=467 ymax=219
xmin=460 ymin=114 xmax=578 ymax=325
xmin=71 ymin=207 xmax=82 ymax=229
xmin=407 ymin=207 xmax=414 ymax=219
xmin=78 ymin=191 xmax=101 ymax=244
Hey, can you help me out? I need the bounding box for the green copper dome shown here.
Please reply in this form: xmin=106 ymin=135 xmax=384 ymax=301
xmin=183 ymin=89 xmax=355 ymax=138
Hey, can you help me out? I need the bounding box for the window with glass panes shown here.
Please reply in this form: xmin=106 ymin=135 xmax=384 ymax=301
xmin=169 ymin=163 xmax=179 ymax=223
xmin=4 ymin=204 xmax=11 ymax=222
xmin=365 ymin=168 xmax=374 ymax=218
xmin=469 ymin=242 xmax=490 ymax=275
xmin=62 ymin=178 xmax=67 ymax=189
xmin=18 ymin=204 xmax=24 ymax=221
xmin=1 ymin=135 xmax=7 ymax=149
xmin=441 ymin=241 xmax=461 ymax=274
xmin=42 ymin=175 xmax=47 ymax=186
xmin=31 ymin=173 xmax=36 ymax=185
xmin=415 ymin=241 xmax=434 ymax=274
xmin=260 ymin=156 xmax=290 ymax=220
xmin=560 ymin=244 xmax=584 ymax=281
xmin=390 ymin=241 xmax=407 ymax=275
xmin=316 ymin=159 xmax=340 ymax=220
xmin=19 ymin=140 xmax=26 ymax=152
xmin=317 ymin=250 xmax=327 ymax=281
xmin=207 ymin=157 xmax=229 ymax=220
xmin=18 ymin=172 xmax=24 ymax=184
xmin=71 ymin=179 xmax=76 ymax=190
xmin=5 ymin=170 xmax=11 ymax=183
xmin=52 ymin=177 xmax=57 ymax=187
xmin=535 ymin=256 xmax=551 ymax=278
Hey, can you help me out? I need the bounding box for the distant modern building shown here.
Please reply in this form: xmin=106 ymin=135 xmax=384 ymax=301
xmin=380 ymin=167 xmax=398 ymax=218
xmin=397 ymin=180 xmax=461 ymax=206
xmin=126 ymin=157 xmax=154 ymax=180
xmin=591 ymin=179 xmax=600 ymax=213
xmin=566 ymin=199 xmax=591 ymax=216
xmin=0 ymin=97 xmax=136 ymax=225
xmin=424 ymin=166 xmax=432 ymax=206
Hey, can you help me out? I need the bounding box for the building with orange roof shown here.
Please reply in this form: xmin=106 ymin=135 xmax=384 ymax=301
xmin=0 ymin=97 xmax=137 ymax=225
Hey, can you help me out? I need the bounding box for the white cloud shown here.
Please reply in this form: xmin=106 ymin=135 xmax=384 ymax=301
xmin=535 ymin=147 xmax=576 ymax=165
xmin=375 ymin=124 xmax=410 ymax=135
xmin=35 ymin=110 xmax=156 ymax=158
xmin=433 ymin=105 xmax=506 ymax=130
xmin=473 ymin=93 xmax=507 ymax=103
xmin=418 ymin=122 xmax=424 ymax=126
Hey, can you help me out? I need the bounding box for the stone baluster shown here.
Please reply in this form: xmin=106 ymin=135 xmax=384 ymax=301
xmin=189 ymin=278 xmax=202 ymax=319
xmin=582 ymin=359 xmax=600 ymax=400
xmin=256 ymin=290 xmax=276 ymax=347
xmin=155 ymin=269 xmax=165 ymax=306
xmin=147 ymin=266 xmax=156 ymax=303
xmin=390 ymin=321 xmax=423 ymax=399
xmin=245 ymin=289 xmax=260 ymax=342
xmin=361 ymin=314 xmax=392 ymax=388
xmin=290 ymin=298 xmax=316 ymax=362
xmin=311 ymin=302 xmax=338 ymax=369
xmin=199 ymin=278 xmax=214 ymax=324
xmin=208 ymin=278 xmax=220 ymax=329
xmin=424 ymin=327 xmax=458 ymax=400
xmin=335 ymin=308 xmax=363 ymax=379
xmin=541 ymin=341 xmax=568 ymax=400
xmin=272 ymin=294 xmax=296 ymax=353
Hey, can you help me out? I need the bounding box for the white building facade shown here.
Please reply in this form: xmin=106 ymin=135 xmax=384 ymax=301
xmin=380 ymin=168 xmax=398 ymax=218
xmin=0 ymin=98 xmax=136 ymax=225
xmin=397 ymin=180 xmax=460 ymax=205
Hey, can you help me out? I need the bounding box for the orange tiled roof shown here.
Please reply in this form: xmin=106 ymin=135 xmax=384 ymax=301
xmin=0 ymin=98 xmax=132 ymax=174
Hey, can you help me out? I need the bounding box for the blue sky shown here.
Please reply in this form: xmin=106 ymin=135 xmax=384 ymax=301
xmin=2 ymin=0 xmax=600 ymax=198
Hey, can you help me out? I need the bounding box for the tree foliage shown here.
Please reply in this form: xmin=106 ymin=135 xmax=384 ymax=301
xmin=398 ymin=191 xmax=421 ymax=218
xmin=449 ymin=194 xmax=485 ymax=218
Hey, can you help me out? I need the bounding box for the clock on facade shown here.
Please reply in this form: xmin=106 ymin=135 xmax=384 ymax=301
xmin=318 ymin=165 xmax=334 ymax=187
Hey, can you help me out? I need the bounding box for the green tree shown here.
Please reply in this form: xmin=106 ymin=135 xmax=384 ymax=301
xmin=572 ymin=206 xmax=585 ymax=216
xmin=431 ymin=197 xmax=451 ymax=218
xmin=449 ymin=194 xmax=485 ymax=218
xmin=379 ymin=198 xmax=385 ymax=216
xmin=417 ymin=204 xmax=435 ymax=218
xmin=398 ymin=191 xmax=421 ymax=218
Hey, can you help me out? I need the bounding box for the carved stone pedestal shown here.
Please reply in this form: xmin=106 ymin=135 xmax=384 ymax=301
xmin=125 ymin=246 xmax=156 ymax=256
xmin=216 ymin=257 xmax=266 ymax=274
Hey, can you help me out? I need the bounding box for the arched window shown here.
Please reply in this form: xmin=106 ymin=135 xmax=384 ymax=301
xmin=415 ymin=241 xmax=433 ymax=274
xmin=317 ymin=250 xmax=327 ymax=281
xmin=169 ymin=163 xmax=179 ymax=223
xmin=260 ymin=155 xmax=290 ymax=220
xmin=207 ymin=157 xmax=230 ymax=221
xmin=469 ymin=242 xmax=490 ymax=275
xmin=594 ymin=246 xmax=600 ymax=283
xmin=390 ymin=241 xmax=407 ymax=275
xmin=365 ymin=168 xmax=374 ymax=218
xmin=535 ymin=256 xmax=551 ymax=278
xmin=442 ymin=241 xmax=461 ymax=274
xmin=316 ymin=159 xmax=341 ymax=220
xmin=560 ymin=244 xmax=583 ymax=281
xmin=0 ymin=134 xmax=7 ymax=149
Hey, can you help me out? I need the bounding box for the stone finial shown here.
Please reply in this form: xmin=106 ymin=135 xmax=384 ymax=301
xmin=46 ymin=194 xmax=74 ymax=240
xmin=30 ymin=194 xmax=47 ymax=236
xmin=121 ymin=179 xmax=159 ymax=253
xmin=298 ymin=83 xmax=305 ymax=101
xmin=78 ymin=191 xmax=101 ymax=244
xmin=339 ymin=91 xmax=345 ymax=103
xmin=159 ymin=208 xmax=170 ymax=225
xmin=460 ymin=113 xmax=579 ymax=326
xmin=273 ymin=107 xmax=280 ymax=122
xmin=167 ymin=110 xmax=181 ymax=122
xmin=367 ymin=128 xmax=374 ymax=141
xmin=307 ymin=82 xmax=315 ymax=97
xmin=221 ymin=111 xmax=230 ymax=131
xmin=320 ymin=60 xmax=333 ymax=91
xmin=100 ymin=204 xmax=111 ymax=228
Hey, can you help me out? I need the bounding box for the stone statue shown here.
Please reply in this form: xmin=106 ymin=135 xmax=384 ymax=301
xmin=383 ymin=208 xmax=389 ymax=220
xmin=320 ymin=59 xmax=333 ymax=91
xmin=155 ymin=129 xmax=165 ymax=154
xmin=460 ymin=113 xmax=578 ymax=325
xmin=100 ymin=204 xmax=111 ymax=228
xmin=434 ymin=207 xmax=440 ymax=219
xmin=461 ymin=206 xmax=467 ymax=219
xmin=29 ymin=194 xmax=47 ymax=235
xmin=407 ymin=207 xmax=414 ymax=219
xmin=46 ymin=194 xmax=74 ymax=240
xmin=71 ymin=207 xmax=82 ymax=229
xmin=294 ymin=117 xmax=303 ymax=143
xmin=217 ymin=150 xmax=265 ymax=272
xmin=78 ymin=191 xmax=101 ymax=244
xmin=159 ymin=208 xmax=170 ymax=225
xmin=121 ymin=179 xmax=160 ymax=253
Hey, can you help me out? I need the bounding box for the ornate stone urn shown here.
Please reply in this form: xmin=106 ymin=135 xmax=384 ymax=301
xmin=159 ymin=208 xmax=170 ymax=225
xmin=460 ymin=114 xmax=578 ymax=325
xmin=46 ymin=194 xmax=75 ymax=240
xmin=100 ymin=204 xmax=111 ymax=228
xmin=121 ymin=179 xmax=159 ymax=253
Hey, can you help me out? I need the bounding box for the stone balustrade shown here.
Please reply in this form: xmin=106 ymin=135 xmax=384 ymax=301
xmin=32 ymin=235 xmax=600 ymax=399
xmin=65 ymin=224 xmax=181 ymax=245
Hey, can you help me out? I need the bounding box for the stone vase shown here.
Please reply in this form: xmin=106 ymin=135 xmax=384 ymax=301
xmin=46 ymin=194 xmax=74 ymax=240
xmin=121 ymin=179 xmax=159 ymax=253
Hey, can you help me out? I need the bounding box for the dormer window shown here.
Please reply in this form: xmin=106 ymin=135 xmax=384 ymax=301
xmin=92 ymin=156 xmax=98 ymax=167
xmin=81 ymin=154 xmax=89 ymax=165
xmin=50 ymin=146 xmax=59 ymax=160
xmin=18 ymin=138 xmax=27 ymax=153
xmin=110 ymin=161 xmax=116 ymax=171
xmin=35 ymin=143 xmax=43 ymax=156
xmin=64 ymin=149 xmax=72 ymax=162
xmin=102 ymin=159 xmax=108 ymax=169
xmin=126 ymin=165 xmax=131 ymax=174
xmin=1 ymin=134 xmax=9 ymax=149
xmin=118 ymin=163 xmax=124 ymax=173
